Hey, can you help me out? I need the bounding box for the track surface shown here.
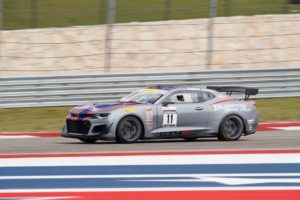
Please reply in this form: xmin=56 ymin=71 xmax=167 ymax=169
xmin=1 ymin=130 xmax=299 ymax=200
xmin=1 ymin=130 xmax=299 ymax=154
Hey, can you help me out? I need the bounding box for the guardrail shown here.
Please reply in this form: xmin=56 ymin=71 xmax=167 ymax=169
xmin=0 ymin=68 xmax=300 ymax=108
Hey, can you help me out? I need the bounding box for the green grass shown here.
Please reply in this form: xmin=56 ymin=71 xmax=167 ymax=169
xmin=0 ymin=97 xmax=299 ymax=132
xmin=0 ymin=106 xmax=72 ymax=132
xmin=255 ymin=97 xmax=300 ymax=122
xmin=3 ymin=0 xmax=300 ymax=29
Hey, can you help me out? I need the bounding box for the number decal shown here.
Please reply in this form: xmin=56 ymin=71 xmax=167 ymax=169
xmin=163 ymin=106 xmax=177 ymax=127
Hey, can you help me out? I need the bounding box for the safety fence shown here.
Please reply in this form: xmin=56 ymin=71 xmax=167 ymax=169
xmin=2 ymin=0 xmax=300 ymax=30
xmin=0 ymin=67 xmax=299 ymax=108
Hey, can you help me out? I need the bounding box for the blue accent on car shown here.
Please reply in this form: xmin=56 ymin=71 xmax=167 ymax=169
xmin=94 ymin=103 xmax=119 ymax=109
xmin=77 ymin=104 xmax=120 ymax=120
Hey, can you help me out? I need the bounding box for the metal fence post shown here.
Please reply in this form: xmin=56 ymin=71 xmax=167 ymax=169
xmin=104 ymin=0 xmax=116 ymax=72
xmin=0 ymin=0 xmax=3 ymax=31
xmin=281 ymin=0 xmax=289 ymax=14
xmin=205 ymin=0 xmax=218 ymax=70
xmin=99 ymin=0 xmax=106 ymax=24
xmin=224 ymin=0 xmax=231 ymax=16
xmin=30 ymin=0 xmax=39 ymax=28
xmin=164 ymin=0 xmax=172 ymax=20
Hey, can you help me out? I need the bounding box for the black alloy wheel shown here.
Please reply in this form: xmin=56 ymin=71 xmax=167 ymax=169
xmin=218 ymin=115 xmax=244 ymax=141
xmin=116 ymin=116 xmax=142 ymax=143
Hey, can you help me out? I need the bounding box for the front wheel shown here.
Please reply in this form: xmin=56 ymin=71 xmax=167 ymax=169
xmin=116 ymin=116 xmax=142 ymax=143
xmin=218 ymin=115 xmax=244 ymax=141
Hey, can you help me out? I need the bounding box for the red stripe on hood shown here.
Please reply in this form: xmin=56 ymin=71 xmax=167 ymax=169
xmin=209 ymin=98 xmax=237 ymax=105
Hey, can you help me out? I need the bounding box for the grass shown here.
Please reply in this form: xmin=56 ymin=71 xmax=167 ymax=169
xmin=3 ymin=0 xmax=300 ymax=29
xmin=255 ymin=97 xmax=300 ymax=122
xmin=0 ymin=97 xmax=299 ymax=132
xmin=0 ymin=106 xmax=72 ymax=132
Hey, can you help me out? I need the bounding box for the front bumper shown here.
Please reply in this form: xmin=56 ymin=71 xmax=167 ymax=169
xmin=61 ymin=118 xmax=114 ymax=140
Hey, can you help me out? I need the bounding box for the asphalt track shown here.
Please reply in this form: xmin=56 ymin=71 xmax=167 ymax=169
xmin=0 ymin=130 xmax=300 ymax=200
xmin=0 ymin=130 xmax=299 ymax=154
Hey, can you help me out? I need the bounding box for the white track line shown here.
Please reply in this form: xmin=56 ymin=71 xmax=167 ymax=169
xmin=0 ymin=135 xmax=37 ymax=139
xmin=0 ymin=153 xmax=300 ymax=167
xmin=272 ymin=126 xmax=300 ymax=131
xmin=1 ymin=173 xmax=300 ymax=180
xmin=1 ymin=187 xmax=300 ymax=193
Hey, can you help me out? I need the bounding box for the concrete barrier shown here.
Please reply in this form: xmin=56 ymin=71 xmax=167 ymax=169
xmin=0 ymin=14 xmax=299 ymax=76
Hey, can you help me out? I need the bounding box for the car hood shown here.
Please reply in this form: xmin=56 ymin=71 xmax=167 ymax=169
xmin=69 ymin=102 xmax=140 ymax=114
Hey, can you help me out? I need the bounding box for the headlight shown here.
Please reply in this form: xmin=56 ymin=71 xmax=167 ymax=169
xmin=95 ymin=113 xmax=110 ymax=119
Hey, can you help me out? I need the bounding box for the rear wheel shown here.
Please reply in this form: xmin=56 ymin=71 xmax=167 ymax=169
xmin=116 ymin=116 xmax=142 ymax=143
xmin=218 ymin=115 xmax=244 ymax=141
xmin=79 ymin=138 xmax=98 ymax=144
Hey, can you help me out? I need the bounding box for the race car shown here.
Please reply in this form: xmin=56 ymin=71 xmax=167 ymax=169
xmin=61 ymin=85 xmax=259 ymax=143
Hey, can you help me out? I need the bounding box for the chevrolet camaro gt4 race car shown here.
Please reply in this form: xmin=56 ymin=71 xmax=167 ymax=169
xmin=61 ymin=85 xmax=259 ymax=143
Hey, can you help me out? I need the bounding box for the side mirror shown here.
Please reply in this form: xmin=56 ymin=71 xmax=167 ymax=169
xmin=162 ymin=101 xmax=174 ymax=107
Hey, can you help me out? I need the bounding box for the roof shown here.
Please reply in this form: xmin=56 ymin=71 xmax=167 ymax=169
xmin=147 ymin=85 xmax=189 ymax=91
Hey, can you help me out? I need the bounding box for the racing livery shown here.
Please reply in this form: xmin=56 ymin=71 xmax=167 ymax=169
xmin=61 ymin=85 xmax=259 ymax=143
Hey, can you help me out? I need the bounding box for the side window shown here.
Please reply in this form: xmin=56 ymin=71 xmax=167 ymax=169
xmin=201 ymin=91 xmax=215 ymax=102
xmin=167 ymin=92 xmax=200 ymax=104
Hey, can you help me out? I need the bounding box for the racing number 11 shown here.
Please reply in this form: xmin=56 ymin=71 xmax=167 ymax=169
xmin=163 ymin=109 xmax=177 ymax=127
xmin=166 ymin=114 xmax=173 ymax=124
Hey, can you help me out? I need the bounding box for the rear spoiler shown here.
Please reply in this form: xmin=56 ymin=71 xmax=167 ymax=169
xmin=207 ymin=86 xmax=259 ymax=100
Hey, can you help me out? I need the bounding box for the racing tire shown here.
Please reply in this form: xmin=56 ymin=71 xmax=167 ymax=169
xmin=79 ymin=138 xmax=98 ymax=144
xmin=218 ymin=115 xmax=244 ymax=141
xmin=116 ymin=116 xmax=142 ymax=143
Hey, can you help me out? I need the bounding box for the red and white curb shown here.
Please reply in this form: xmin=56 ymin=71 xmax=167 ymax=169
xmin=258 ymin=122 xmax=300 ymax=131
xmin=0 ymin=122 xmax=299 ymax=139
xmin=0 ymin=132 xmax=59 ymax=139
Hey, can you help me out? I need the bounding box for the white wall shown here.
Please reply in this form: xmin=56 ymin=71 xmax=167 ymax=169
xmin=1 ymin=14 xmax=299 ymax=76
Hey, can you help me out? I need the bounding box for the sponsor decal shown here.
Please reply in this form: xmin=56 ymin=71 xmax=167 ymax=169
xmin=124 ymin=109 xmax=137 ymax=113
xmin=213 ymin=104 xmax=251 ymax=112
xmin=159 ymin=131 xmax=181 ymax=137
xmin=146 ymin=107 xmax=154 ymax=130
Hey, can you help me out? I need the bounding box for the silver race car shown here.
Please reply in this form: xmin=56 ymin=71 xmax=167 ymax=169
xmin=61 ymin=85 xmax=259 ymax=143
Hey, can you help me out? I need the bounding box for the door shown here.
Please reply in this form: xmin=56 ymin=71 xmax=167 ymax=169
xmin=157 ymin=90 xmax=209 ymax=131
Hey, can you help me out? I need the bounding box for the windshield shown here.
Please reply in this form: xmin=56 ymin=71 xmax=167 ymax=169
xmin=120 ymin=89 xmax=167 ymax=104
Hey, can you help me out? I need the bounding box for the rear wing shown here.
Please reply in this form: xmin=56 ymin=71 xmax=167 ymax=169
xmin=207 ymin=86 xmax=259 ymax=100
